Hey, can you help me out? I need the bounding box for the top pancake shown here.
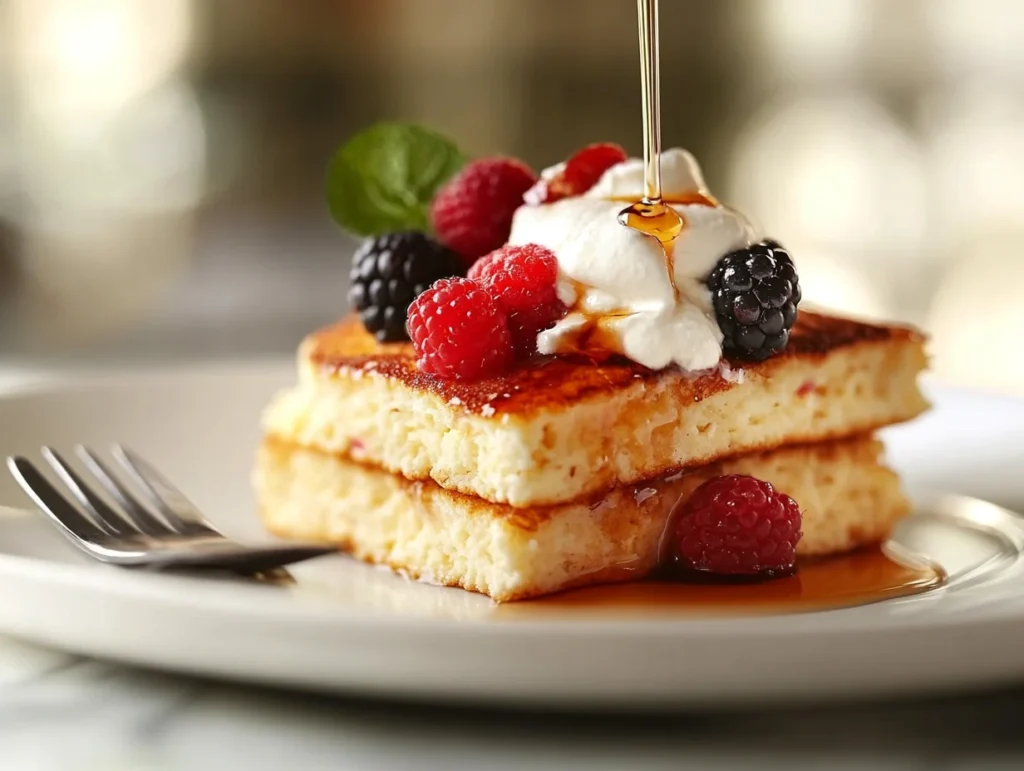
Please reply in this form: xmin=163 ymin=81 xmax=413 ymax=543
xmin=306 ymin=311 xmax=913 ymax=416
xmin=263 ymin=310 xmax=928 ymax=507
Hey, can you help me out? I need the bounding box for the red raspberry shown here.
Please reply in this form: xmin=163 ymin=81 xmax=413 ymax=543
xmin=671 ymin=475 xmax=803 ymax=577
xmin=407 ymin=277 xmax=513 ymax=380
xmin=431 ymin=158 xmax=538 ymax=265
xmin=525 ymin=143 xmax=628 ymax=204
xmin=468 ymin=244 xmax=566 ymax=357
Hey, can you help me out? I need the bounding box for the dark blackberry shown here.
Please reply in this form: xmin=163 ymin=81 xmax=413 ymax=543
xmin=706 ymin=240 xmax=801 ymax=362
xmin=348 ymin=231 xmax=463 ymax=342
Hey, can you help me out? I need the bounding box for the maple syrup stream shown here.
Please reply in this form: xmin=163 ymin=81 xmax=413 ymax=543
xmin=618 ymin=0 xmax=684 ymax=300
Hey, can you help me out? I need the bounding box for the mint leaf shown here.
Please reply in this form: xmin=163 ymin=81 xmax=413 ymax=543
xmin=326 ymin=122 xmax=466 ymax=236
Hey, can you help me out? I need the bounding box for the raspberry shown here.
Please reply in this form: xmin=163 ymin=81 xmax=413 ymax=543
xmin=407 ymin=277 xmax=514 ymax=380
xmin=348 ymin=231 xmax=463 ymax=342
xmin=670 ymin=475 xmax=803 ymax=578
xmin=706 ymin=240 xmax=802 ymax=362
xmin=525 ymin=143 xmax=628 ymax=204
xmin=430 ymin=158 xmax=538 ymax=265
xmin=468 ymin=244 xmax=566 ymax=357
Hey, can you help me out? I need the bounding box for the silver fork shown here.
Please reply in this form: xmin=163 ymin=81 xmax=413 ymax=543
xmin=6 ymin=445 xmax=336 ymax=573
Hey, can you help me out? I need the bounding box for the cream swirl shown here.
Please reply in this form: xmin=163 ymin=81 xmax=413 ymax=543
xmin=507 ymin=148 xmax=758 ymax=372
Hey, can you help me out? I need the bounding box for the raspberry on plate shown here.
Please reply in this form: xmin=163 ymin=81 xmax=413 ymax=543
xmin=469 ymin=244 xmax=567 ymax=357
xmin=348 ymin=231 xmax=463 ymax=342
xmin=407 ymin=277 xmax=514 ymax=380
xmin=525 ymin=143 xmax=628 ymax=205
xmin=430 ymin=158 xmax=538 ymax=266
xmin=670 ymin=475 xmax=803 ymax=578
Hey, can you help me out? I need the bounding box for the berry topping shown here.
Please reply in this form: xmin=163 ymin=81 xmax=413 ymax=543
xmin=707 ymin=240 xmax=802 ymax=362
xmin=468 ymin=244 xmax=567 ymax=357
xmin=671 ymin=475 xmax=803 ymax=578
xmin=525 ymin=142 xmax=628 ymax=204
xmin=430 ymin=157 xmax=538 ymax=266
xmin=348 ymin=231 xmax=464 ymax=342
xmin=407 ymin=277 xmax=514 ymax=380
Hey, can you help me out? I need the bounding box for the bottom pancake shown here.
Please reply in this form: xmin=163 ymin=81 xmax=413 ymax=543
xmin=255 ymin=437 xmax=910 ymax=602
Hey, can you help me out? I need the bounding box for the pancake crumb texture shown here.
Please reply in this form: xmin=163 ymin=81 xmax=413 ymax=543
xmin=256 ymin=437 xmax=909 ymax=602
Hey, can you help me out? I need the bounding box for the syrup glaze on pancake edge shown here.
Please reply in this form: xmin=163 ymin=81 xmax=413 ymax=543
xmin=307 ymin=311 xmax=921 ymax=415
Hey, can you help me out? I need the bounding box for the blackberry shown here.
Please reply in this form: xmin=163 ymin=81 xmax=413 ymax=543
xmin=348 ymin=231 xmax=463 ymax=342
xmin=706 ymin=240 xmax=801 ymax=362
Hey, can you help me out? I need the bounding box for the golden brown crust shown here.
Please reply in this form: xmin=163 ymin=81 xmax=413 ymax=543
xmin=307 ymin=311 xmax=922 ymax=416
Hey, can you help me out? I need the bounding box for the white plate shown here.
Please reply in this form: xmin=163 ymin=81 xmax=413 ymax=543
xmin=0 ymin=365 xmax=1023 ymax=709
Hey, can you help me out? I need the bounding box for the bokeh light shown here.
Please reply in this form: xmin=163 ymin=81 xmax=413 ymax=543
xmin=928 ymin=233 xmax=1024 ymax=396
xmin=730 ymin=95 xmax=926 ymax=254
xmin=752 ymin=0 xmax=870 ymax=81
xmin=926 ymin=0 xmax=1024 ymax=76
xmin=9 ymin=0 xmax=193 ymax=119
xmin=922 ymin=82 xmax=1024 ymax=238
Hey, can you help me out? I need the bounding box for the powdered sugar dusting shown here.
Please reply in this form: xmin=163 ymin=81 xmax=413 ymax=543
xmin=634 ymin=487 xmax=657 ymax=505
xmin=344 ymin=360 xmax=386 ymax=381
xmin=719 ymin=362 xmax=745 ymax=384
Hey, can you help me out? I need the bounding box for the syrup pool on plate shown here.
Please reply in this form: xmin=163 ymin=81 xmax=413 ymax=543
xmin=496 ymin=546 xmax=945 ymax=617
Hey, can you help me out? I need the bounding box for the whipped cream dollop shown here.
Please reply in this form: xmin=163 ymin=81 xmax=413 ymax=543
xmin=508 ymin=148 xmax=759 ymax=372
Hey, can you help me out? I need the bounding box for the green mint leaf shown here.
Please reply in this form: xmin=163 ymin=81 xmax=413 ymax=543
xmin=326 ymin=122 xmax=466 ymax=236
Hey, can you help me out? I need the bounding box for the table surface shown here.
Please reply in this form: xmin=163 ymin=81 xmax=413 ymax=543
xmin=3 ymin=634 xmax=1024 ymax=771
xmin=1 ymin=368 xmax=1022 ymax=771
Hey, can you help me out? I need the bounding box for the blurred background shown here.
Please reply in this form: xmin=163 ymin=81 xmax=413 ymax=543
xmin=0 ymin=0 xmax=1021 ymax=393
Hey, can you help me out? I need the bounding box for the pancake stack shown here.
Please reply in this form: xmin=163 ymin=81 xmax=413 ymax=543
xmin=255 ymin=311 xmax=928 ymax=601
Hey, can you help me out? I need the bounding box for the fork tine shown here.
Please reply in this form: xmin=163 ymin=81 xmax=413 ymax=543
xmin=75 ymin=446 xmax=171 ymax=537
xmin=155 ymin=543 xmax=338 ymax=573
xmin=41 ymin=447 xmax=135 ymax=537
xmin=7 ymin=456 xmax=108 ymax=543
xmin=112 ymin=446 xmax=218 ymax=536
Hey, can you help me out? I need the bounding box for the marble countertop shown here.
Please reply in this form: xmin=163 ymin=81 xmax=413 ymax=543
xmin=1 ymin=367 xmax=1022 ymax=770
xmin=2 ymin=632 xmax=1024 ymax=771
